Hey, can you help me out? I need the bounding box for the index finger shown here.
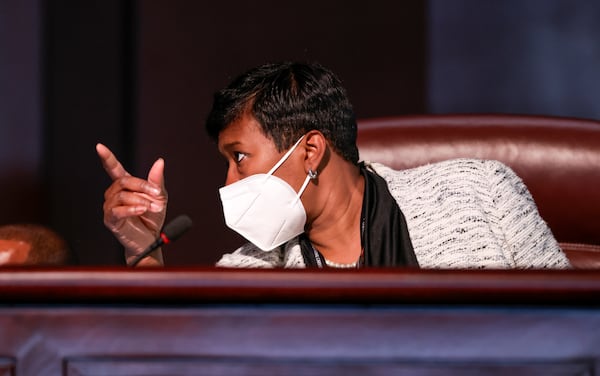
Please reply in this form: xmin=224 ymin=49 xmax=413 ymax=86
xmin=96 ymin=143 xmax=131 ymax=180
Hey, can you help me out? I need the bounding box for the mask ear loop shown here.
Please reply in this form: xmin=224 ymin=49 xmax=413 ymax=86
xmin=263 ymin=134 xmax=311 ymax=204
xmin=293 ymin=173 xmax=313 ymax=204
xmin=266 ymin=135 xmax=306 ymax=176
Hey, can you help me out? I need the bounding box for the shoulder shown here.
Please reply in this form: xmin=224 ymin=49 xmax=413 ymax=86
xmin=364 ymin=158 xmax=511 ymax=178
xmin=364 ymin=158 xmax=515 ymax=195
xmin=362 ymin=159 xmax=526 ymax=268
xmin=363 ymin=158 xmax=532 ymax=220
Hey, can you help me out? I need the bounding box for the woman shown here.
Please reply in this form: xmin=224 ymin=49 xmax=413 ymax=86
xmin=97 ymin=62 xmax=571 ymax=269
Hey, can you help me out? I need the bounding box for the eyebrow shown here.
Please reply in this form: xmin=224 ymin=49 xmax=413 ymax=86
xmin=221 ymin=141 xmax=242 ymax=149
xmin=218 ymin=141 xmax=243 ymax=155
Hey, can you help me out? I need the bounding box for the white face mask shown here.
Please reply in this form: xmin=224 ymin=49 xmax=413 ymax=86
xmin=219 ymin=135 xmax=312 ymax=251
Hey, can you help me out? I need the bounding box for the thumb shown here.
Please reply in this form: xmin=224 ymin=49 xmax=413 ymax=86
xmin=147 ymin=158 xmax=165 ymax=190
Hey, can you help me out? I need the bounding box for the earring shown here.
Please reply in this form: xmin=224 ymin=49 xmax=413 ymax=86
xmin=308 ymin=169 xmax=318 ymax=179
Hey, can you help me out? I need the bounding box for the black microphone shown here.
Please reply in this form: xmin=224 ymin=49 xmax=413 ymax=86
xmin=128 ymin=215 xmax=193 ymax=267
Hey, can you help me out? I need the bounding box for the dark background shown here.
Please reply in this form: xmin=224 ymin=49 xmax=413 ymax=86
xmin=1 ymin=0 xmax=599 ymax=266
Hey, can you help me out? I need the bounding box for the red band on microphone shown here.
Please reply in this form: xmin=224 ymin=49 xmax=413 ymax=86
xmin=160 ymin=233 xmax=170 ymax=244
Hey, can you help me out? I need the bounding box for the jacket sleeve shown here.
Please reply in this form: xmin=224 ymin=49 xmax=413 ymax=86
xmin=215 ymin=239 xmax=306 ymax=268
xmin=215 ymin=243 xmax=282 ymax=268
xmin=486 ymin=160 xmax=571 ymax=268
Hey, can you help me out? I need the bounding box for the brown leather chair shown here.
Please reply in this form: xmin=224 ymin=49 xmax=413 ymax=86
xmin=357 ymin=114 xmax=600 ymax=268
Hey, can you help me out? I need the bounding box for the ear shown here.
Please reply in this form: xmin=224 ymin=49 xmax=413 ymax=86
xmin=302 ymin=130 xmax=328 ymax=175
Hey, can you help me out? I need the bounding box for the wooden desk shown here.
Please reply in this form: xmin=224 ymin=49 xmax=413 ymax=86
xmin=0 ymin=267 xmax=598 ymax=375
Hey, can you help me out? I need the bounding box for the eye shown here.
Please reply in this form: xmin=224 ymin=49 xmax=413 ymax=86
xmin=233 ymin=152 xmax=247 ymax=164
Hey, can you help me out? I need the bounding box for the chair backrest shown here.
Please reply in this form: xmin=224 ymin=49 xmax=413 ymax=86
xmin=356 ymin=114 xmax=600 ymax=268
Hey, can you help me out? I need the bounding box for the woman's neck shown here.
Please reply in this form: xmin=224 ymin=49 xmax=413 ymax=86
xmin=305 ymin=162 xmax=365 ymax=264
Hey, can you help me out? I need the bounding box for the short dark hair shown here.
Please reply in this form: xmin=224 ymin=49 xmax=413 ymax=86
xmin=0 ymin=224 xmax=71 ymax=265
xmin=206 ymin=62 xmax=359 ymax=164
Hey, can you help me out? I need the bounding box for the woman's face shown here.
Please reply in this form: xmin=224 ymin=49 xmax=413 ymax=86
xmin=217 ymin=114 xmax=306 ymax=191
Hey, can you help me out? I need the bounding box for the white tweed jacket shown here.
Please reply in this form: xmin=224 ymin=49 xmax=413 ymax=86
xmin=216 ymin=159 xmax=571 ymax=269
